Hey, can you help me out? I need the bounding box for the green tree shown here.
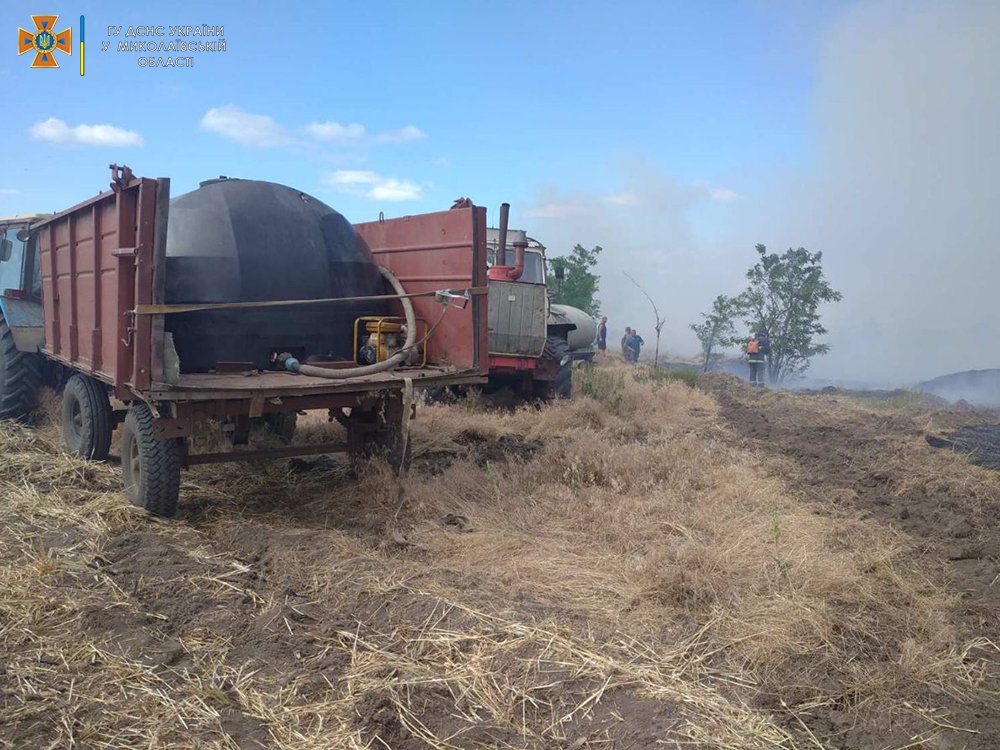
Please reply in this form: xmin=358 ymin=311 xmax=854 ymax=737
xmin=690 ymin=295 xmax=737 ymax=372
xmin=734 ymin=244 xmax=843 ymax=382
xmin=547 ymin=244 xmax=601 ymax=316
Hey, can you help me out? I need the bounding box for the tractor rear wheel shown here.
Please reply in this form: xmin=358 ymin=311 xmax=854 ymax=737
xmin=121 ymin=404 xmax=183 ymax=517
xmin=61 ymin=373 xmax=113 ymax=460
xmin=0 ymin=321 xmax=41 ymax=422
xmin=534 ymin=336 xmax=573 ymax=401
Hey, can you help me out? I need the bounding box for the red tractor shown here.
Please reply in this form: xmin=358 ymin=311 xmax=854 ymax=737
xmin=483 ymin=204 xmax=596 ymax=400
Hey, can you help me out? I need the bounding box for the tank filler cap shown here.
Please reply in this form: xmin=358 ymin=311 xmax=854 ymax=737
xmin=199 ymin=176 xmax=232 ymax=187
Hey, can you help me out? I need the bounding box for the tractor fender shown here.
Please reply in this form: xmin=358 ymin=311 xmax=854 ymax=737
xmin=0 ymin=295 xmax=44 ymax=352
xmin=545 ymin=322 xmax=575 ymax=340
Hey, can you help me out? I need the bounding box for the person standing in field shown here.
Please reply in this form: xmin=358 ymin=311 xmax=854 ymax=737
xmin=756 ymin=329 xmax=771 ymax=374
xmin=628 ymin=330 xmax=645 ymax=363
xmin=746 ymin=333 xmax=765 ymax=386
xmin=597 ymin=317 xmax=608 ymax=352
xmin=621 ymin=327 xmax=632 ymax=360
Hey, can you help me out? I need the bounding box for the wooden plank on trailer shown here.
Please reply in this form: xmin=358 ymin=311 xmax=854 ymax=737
xmin=150 ymin=178 xmax=170 ymax=383
xmin=131 ymin=180 xmax=156 ymax=390
xmin=114 ymin=189 xmax=136 ymax=387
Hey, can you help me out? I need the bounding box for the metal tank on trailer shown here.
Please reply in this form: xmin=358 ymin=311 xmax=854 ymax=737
xmin=164 ymin=177 xmax=388 ymax=373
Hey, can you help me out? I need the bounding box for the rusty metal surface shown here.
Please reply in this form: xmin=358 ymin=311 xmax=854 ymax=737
xmin=35 ymin=175 xmax=158 ymax=388
xmin=185 ymin=441 xmax=349 ymax=466
xmin=355 ymin=207 xmax=487 ymax=375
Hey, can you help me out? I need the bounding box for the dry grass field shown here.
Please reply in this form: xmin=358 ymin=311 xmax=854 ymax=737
xmin=1 ymin=363 xmax=998 ymax=749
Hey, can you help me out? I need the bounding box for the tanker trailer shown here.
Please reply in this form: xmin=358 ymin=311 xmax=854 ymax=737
xmin=549 ymin=303 xmax=597 ymax=362
xmin=0 ymin=166 xmax=488 ymax=516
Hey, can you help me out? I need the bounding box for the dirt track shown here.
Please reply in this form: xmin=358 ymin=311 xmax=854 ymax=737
xmin=703 ymin=374 xmax=1000 ymax=748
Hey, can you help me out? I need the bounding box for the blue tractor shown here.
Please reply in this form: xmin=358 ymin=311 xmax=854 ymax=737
xmin=0 ymin=214 xmax=47 ymax=420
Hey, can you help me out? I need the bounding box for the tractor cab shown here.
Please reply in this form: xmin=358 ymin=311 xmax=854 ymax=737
xmin=486 ymin=228 xmax=547 ymax=285
xmin=0 ymin=215 xmax=48 ymax=353
xmin=0 ymin=215 xmax=45 ymax=298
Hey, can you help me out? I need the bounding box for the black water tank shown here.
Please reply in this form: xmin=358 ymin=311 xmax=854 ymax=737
xmin=164 ymin=178 xmax=387 ymax=372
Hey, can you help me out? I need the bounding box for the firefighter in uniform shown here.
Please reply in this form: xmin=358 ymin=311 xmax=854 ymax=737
xmin=746 ymin=334 xmax=765 ymax=387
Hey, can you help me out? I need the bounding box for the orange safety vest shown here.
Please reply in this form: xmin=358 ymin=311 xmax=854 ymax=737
xmin=746 ymin=339 xmax=760 ymax=354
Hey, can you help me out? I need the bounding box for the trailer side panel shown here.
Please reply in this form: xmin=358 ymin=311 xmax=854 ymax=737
xmin=355 ymin=206 xmax=487 ymax=375
xmin=36 ymin=178 xmax=159 ymax=389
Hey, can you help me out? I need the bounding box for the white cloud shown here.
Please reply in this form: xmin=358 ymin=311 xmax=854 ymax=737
xmin=604 ymin=192 xmax=639 ymax=206
xmin=200 ymin=105 xmax=292 ymax=147
xmin=375 ymin=125 xmax=426 ymax=144
xmin=306 ymin=121 xmax=426 ymax=145
xmin=305 ymin=121 xmax=366 ymax=142
xmin=323 ymin=170 xmax=422 ymax=201
xmin=0 ymin=188 xmax=20 ymax=196
xmin=524 ymin=202 xmax=585 ymax=219
xmin=29 ymin=117 xmax=143 ymax=147
xmin=709 ymin=187 xmax=741 ymax=202
xmin=201 ymin=108 xmax=426 ymax=150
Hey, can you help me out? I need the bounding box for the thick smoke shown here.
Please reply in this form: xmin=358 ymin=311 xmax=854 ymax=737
xmin=521 ymin=159 xmax=747 ymax=362
xmin=783 ymin=0 xmax=1000 ymax=384
xmin=524 ymin=1 xmax=1000 ymax=386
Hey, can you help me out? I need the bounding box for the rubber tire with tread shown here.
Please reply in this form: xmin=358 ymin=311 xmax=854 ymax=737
xmin=121 ymin=404 xmax=183 ymax=517
xmin=259 ymin=411 xmax=297 ymax=444
xmin=61 ymin=374 xmax=114 ymax=459
xmin=0 ymin=321 xmax=41 ymax=422
xmin=370 ymin=420 xmax=413 ymax=473
xmin=534 ymin=336 xmax=573 ymax=401
xmin=348 ymin=415 xmax=412 ymax=474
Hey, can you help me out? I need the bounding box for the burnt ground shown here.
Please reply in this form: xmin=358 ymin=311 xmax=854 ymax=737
xmin=702 ymin=374 xmax=1000 ymax=749
xmin=928 ymin=427 xmax=1000 ymax=470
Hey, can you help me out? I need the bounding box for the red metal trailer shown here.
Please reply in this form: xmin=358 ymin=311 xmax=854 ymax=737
xmin=1 ymin=167 xmax=488 ymax=516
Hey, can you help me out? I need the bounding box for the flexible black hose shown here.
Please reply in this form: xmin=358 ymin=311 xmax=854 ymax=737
xmin=277 ymin=266 xmax=417 ymax=379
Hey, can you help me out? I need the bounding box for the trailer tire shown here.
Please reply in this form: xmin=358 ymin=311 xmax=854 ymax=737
xmin=0 ymin=321 xmax=41 ymax=422
xmin=260 ymin=411 xmax=297 ymax=444
xmin=121 ymin=404 xmax=183 ymax=517
xmin=347 ymin=413 xmax=412 ymax=474
xmin=370 ymin=421 xmax=412 ymax=473
xmin=61 ymin=374 xmax=113 ymax=460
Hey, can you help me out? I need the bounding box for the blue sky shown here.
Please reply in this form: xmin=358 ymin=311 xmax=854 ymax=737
xmin=5 ymin=1 xmax=997 ymax=383
xmin=3 ymin=1 xmax=839 ymax=224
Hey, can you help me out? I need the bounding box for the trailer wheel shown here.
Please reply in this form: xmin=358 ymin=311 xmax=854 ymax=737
xmin=369 ymin=420 xmax=412 ymax=473
xmin=347 ymin=411 xmax=412 ymax=474
xmin=0 ymin=321 xmax=41 ymax=422
xmin=259 ymin=411 xmax=297 ymax=444
xmin=121 ymin=404 xmax=182 ymax=517
xmin=61 ymin=374 xmax=113 ymax=460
